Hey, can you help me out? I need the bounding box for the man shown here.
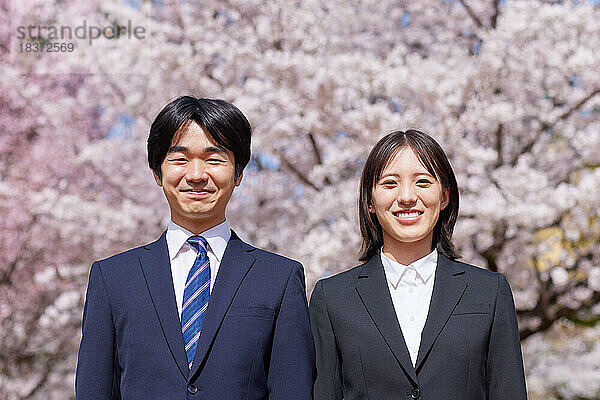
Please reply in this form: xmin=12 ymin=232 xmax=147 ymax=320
xmin=76 ymin=96 xmax=315 ymax=399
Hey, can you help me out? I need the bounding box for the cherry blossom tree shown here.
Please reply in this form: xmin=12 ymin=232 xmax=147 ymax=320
xmin=1 ymin=0 xmax=599 ymax=398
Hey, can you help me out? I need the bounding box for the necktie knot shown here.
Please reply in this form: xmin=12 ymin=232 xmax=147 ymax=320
xmin=187 ymin=235 xmax=208 ymax=253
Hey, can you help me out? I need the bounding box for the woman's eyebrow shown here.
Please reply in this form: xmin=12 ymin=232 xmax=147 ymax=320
xmin=415 ymin=172 xmax=435 ymax=178
xmin=204 ymin=146 xmax=228 ymax=154
xmin=379 ymin=171 xmax=435 ymax=178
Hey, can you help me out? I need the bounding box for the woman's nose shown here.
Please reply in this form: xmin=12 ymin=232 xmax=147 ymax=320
xmin=396 ymin=183 xmax=417 ymax=205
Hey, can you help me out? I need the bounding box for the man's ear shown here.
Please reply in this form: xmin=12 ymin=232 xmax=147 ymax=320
xmin=153 ymin=171 xmax=162 ymax=187
xmin=440 ymin=188 xmax=450 ymax=210
xmin=234 ymin=171 xmax=243 ymax=187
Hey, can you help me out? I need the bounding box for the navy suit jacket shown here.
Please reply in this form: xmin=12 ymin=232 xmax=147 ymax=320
xmin=76 ymin=231 xmax=315 ymax=400
xmin=309 ymin=253 xmax=527 ymax=400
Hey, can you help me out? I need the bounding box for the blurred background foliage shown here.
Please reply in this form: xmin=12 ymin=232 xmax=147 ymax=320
xmin=1 ymin=0 xmax=599 ymax=398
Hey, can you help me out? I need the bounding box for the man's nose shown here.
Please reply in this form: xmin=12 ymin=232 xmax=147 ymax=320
xmin=186 ymin=160 xmax=209 ymax=181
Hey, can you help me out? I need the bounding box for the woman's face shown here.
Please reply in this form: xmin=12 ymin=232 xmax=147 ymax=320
xmin=370 ymin=146 xmax=449 ymax=255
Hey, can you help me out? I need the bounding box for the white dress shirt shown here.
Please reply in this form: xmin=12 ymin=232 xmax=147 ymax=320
xmin=381 ymin=249 xmax=438 ymax=367
xmin=166 ymin=219 xmax=231 ymax=317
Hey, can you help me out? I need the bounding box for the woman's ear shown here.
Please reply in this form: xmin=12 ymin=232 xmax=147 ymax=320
xmin=440 ymin=188 xmax=449 ymax=210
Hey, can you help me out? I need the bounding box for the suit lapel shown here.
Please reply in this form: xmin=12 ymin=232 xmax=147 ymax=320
xmin=355 ymin=256 xmax=418 ymax=385
xmin=415 ymin=254 xmax=467 ymax=370
xmin=138 ymin=232 xmax=189 ymax=379
xmin=189 ymin=231 xmax=256 ymax=378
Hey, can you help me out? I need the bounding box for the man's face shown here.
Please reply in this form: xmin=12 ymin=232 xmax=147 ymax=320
xmin=154 ymin=121 xmax=241 ymax=233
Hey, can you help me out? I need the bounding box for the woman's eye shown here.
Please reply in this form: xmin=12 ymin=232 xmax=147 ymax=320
xmin=417 ymin=179 xmax=432 ymax=185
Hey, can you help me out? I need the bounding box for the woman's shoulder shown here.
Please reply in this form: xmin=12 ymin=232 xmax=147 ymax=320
xmin=315 ymin=261 xmax=367 ymax=290
xmin=440 ymin=254 xmax=507 ymax=288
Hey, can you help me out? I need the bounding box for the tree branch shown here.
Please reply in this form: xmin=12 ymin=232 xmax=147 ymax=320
xmin=480 ymin=222 xmax=506 ymax=272
xmin=490 ymin=0 xmax=502 ymax=29
xmin=494 ymin=123 xmax=503 ymax=168
xmin=0 ymin=216 xmax=39 ymax=286
xmin=308 ymin=133 xmax=331 ymax=185
xmin=519 ymin=289 xmax=600 ymax=341
xmin=250 ymin=154 xmax=265 ymax=171
xmin=459 ymin=0 xmax=484 ymax=28
xmin=553 ymin=87 xmax=600 ymax=124
xmin=510 ymin=88 xmax=600 ymax=166
xmin=0 ymin=257 xmax=19 ymax=286
xmin=308 ymin=133 xmax=323 ymax=165
xmin=276 ymin=151 xmax=320 ymax=191
xmin=518 ymin=248 xmax=600 ymax=341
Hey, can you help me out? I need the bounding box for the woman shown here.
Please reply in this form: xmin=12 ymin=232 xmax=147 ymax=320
xmin=309 ymin=130 xmax=527 ymax=400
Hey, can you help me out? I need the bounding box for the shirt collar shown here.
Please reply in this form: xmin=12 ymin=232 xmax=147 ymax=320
xmin=166 ymin=219 xmax=231 ymax=262
xmin=381 ymin=249 xmax=438 ymax=288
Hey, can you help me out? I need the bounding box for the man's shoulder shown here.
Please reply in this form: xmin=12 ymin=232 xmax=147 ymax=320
xmin=229 ymin=231 xmax=299 ymax=266
xmin=249 ymin=245 xmax=302 ymax=269
xmin=92 ymin=233 xmax=166 ymax=269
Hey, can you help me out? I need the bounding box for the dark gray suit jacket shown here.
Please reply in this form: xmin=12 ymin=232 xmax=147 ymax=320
xmin=76 ymin=231 xmax=315 ymax=400
xmin=309 ymin=253 xmax=527 ymax=400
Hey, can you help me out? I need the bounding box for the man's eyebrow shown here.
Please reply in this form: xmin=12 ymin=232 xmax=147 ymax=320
xmin=167 ymin=145 xmax=189 ymax=154
xmin=166 ymin=145 xmax=228 ymax=154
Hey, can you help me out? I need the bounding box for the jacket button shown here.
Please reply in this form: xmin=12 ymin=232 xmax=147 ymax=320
xmin=187 ymin=384 xmax=198 ymax=394
xmin=410 ymin=387 xmax=421 ymax=399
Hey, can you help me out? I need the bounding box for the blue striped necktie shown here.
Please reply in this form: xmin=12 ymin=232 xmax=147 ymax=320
xmin=182 ymin=236 xmax=211 ymax=367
